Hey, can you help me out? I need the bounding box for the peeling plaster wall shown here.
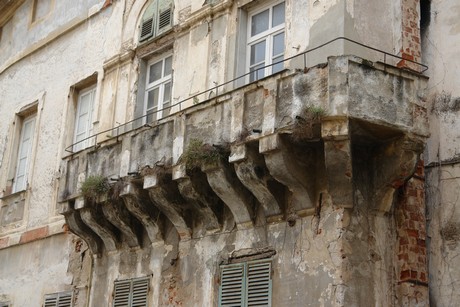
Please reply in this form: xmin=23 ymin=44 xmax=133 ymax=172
xmin=423 ymin=0 xmax=460 ymax=306
xmin=83 ymin=196 xmax=399 ymax=306
xmin=0 ymin=234 xmax=90 ymax=307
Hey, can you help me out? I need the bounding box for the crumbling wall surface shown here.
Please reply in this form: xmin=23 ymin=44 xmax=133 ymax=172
xmin=0 ymin=234 xmax=90 ymax=307
xmin=422 ymin=0 xmax=460 ymax=306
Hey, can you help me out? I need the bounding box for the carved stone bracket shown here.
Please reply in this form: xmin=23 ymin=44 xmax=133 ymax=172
xmin=144 ymin=174 xmax=192 ymax=240
xmin=173 ymin=164 xmax=221 ymax=233
xmin=101 ymin=198 xmax=142 ymax=248
xmin=61 ymin=201 xmax=103 ymax=255
xmin=202 ymin=160 xmax=254 ymax=229
xmin=79 ymin=200 xmax=120 ymax=252
xmin=259 ymin=134 xmax=316 ymax=214
xmin=120 ymin=181 xmax=163 ymax=244
xmin=231 ymin=143 xmax=283 ymax=221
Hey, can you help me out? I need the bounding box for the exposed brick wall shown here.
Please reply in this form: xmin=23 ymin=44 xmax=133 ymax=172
xmin=19 ymin=226 xmax=49 ymax=244
xmin=396 ymin=159 xmax=428 ymax=304
xmin=398 ymin=0 xmax=422 ymax=71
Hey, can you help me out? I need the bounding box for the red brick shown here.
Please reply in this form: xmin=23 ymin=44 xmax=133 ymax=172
xmin=411 ymin=270 xmax=418 ymax=279
xmin=407 ymin=229 xmax=419 ymax=237
xmin=19 ymin=226 xmax=49 ymax=244
xmin=0 ymin=237 xmax=9 ymax=249
xmin=400 ymin=270 xmax=411 ymax=280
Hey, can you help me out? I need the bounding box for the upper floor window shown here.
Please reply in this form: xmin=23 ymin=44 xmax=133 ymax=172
xmin=139 ymin=0 xmax=173 ymax=42
xmin=13 ymin=114 xmax=36 ymax=193
xmin=144 ymin=54 xmax=172 ymax=122
xmin=73 ymin=85 xmax=96 ymax=152
xmin=247 ymin=1 xmax=285 ymax=82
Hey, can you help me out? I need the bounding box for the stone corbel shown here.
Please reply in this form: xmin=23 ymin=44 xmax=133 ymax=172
xmin=144 ymin=173 xmax=192 ymax=240
xmin=120 ymin=181 xmax=163 ymax=244
xmin=77 ymin=197 xmax=120 ymax=252
xmin=172 ymin=164 xmax=221 ymax=233
xmin=230 ymin=143 xmax=283 ymax=222
xmin=60 ymin=201 xmax=103 ymax=255
xmin=100 ymin=198 xmax=142 ymax=248
xmin=372 ymin=137 xmax=424 ymax=212
xmin=259 ymin=134 xmax=316 ymax=215
xmin=201 ymin=159 xmax=254 ymax=230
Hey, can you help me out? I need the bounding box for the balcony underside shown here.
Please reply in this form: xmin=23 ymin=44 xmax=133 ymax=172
xmin=58 ymin=56 xmax=428 ymax=255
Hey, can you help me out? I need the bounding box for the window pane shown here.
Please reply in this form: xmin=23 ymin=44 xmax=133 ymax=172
xmin=250 ymin=40 xmax=266 ymax=65
xmin=250 ymin=64 xmax=265 ymax=82
xmin=251 ymin=9 xmax=269 ymax=36
xmin=149 ymin=61 xmax=163 ymax=83
xmin=273 ymin=32 xmax=284 ymax=57
xmin=273 ymin=55 xmax=284 ymax=73
xmin=147 ymin=88 xmax=159 ymax=110
xmin=164 ymin=56 xmax=172 ymax=76
xmin=272 ymin=2 xmax=285 ymax=27
xmin=163 ymin=82 xmax=171 ymax=104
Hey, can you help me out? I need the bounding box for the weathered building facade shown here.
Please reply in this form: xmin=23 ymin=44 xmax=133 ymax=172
xmin=0 ymin=0 xmax=457 ymax=306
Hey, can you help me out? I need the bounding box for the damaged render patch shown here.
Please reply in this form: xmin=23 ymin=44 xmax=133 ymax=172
xmin=431 ymin=91 xmax=460 ymax=114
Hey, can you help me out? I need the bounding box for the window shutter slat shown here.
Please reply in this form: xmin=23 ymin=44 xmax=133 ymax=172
xmin=158 ymin=7 xmax=172 ymax=33
xmin=114 ymin=277 xmax=149 ymax=307
xmin=140 ymin=17 xmax=154 ymax=41
xmin=247 ymin=262 xmax=271 ymax=307
xmin=220 ymin=264 xmax=244 ymax=307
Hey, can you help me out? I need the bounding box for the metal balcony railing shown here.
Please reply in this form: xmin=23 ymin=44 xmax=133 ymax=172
xmin=65 ymin=37 xmax=428 ymax=153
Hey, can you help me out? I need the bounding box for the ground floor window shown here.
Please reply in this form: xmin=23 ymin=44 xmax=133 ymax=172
xmin=219 ymin=259 xmax=272 ymax=307
xmin=43 ymin=291 xmax=73 ymax=307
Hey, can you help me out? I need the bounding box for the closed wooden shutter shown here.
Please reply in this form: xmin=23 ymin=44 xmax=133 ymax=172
xmin=139 ymin=0 xmax=173 ymax=42
xmin=219 ymin=260 xmax=272 ymax=307
xmin=43 ymin=291 xmax=73 ymax=307
xmin=247 ymin=262 xmax=271 ymax=307
xmin=219 ymin=264 xmax=245 ymax=306
xmin=113 ymin=277 xmax=150 ymax=307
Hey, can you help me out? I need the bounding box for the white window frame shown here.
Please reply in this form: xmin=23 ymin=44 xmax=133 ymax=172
xmin=113 ymin=277 xmax=150 ymax=307
xmin=12 ymin=115 xmax=36 ymax=193
xmin=143 ymin=54 xmax=173 ymax=123
xmin=218 ymin=259 xmax=272 ymax=307
xmin=246 ymin=1 xmax=285 ymax=82
xmin=73 ymin=85 xmax=96 ymax=152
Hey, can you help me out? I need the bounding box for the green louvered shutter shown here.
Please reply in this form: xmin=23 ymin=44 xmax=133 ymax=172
xmin=132 ymin=278 xmax=150 ymax=307
xmin=219 ymin=264 xmax=245 ymax=306
xmin=246 ymin=261 xmax=272 ymax=307
xmin=114 ymin=277 xmax=150 ymax=307
xmin=139 ymin=2 xmax=156 ymax=41
xmin=43 ymin=291 xmax=73 ymax=307
xmin=114 ymin=280 xmax=131 ymax=307
xmin=219 ymin=260 xmax=272 ymax=307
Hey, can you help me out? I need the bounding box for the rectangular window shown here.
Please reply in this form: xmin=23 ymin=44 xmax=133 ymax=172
xmin=73 ymin=86 xmax=96 ymax=152
xmin=144 ymin=55 xmax=172 ymax=123
xmin=113 ymin=277 xmax=150 ymax=307
xmin=219 ymin=260 xmax=272 ymax=307
xmin=247 ymin=1 xmax=285 ymax=82
xmin=43 ymin=291 xmax=73 ymax=307
xmin=13 ymin=115 xmax=36 ymax=193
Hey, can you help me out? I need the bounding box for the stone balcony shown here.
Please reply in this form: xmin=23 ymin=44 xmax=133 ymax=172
xmin=58 ymin=55 xmax=428 ymax=255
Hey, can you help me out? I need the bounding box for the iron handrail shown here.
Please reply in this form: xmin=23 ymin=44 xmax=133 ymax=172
xmin=65 ymin=36 xmax=428 ymax=153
